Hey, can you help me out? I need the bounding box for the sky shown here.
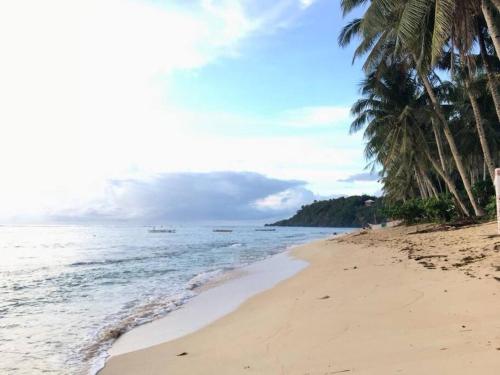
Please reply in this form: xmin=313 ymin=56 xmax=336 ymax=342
xmin=0 ymin=0 xmax=379 ymax=223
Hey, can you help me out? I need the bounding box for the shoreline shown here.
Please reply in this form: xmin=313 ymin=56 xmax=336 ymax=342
xmin=105 ymin=247 xmax=311 ymax=357
xmin=99 ymin=223 xmax=500 ymax=374
xmin=95 ymin=235 xmax=341 ymax=374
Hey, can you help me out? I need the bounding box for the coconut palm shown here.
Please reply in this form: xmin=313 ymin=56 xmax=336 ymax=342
xmin=390 ymin=0 xmax=500 ymax=123
xmin=350 ymin=65 xmax=471 ymax=215
xmin=481 ymin=0 xmax=500 ymax=59
xmin=340 ymin=0 xmax=486 ymax=216
xmin=391 ymin=0 xmax=499 ymax=187
xmin=477 ymin=22 xmax=500 ymax=123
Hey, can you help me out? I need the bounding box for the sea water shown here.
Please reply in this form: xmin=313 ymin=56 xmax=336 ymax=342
xmin=0 ymin=224 xmax=351 ymax=374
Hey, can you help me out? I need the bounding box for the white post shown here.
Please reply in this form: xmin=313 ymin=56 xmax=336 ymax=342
xmin=496 ymin=168 xmax=500 ymax=234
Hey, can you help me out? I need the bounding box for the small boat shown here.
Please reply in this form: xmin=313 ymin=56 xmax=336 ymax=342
xmin=148 ymin=226 xmax=176 ymax=233
xmin=255 ymin=228 xmax=276 ymax=232
xmin=213 ymin=229 xmax=233 ymax=233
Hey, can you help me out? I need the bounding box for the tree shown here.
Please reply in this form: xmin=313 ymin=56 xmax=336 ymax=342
xmin=481 ymin=0 xmax=500 ymax=59
xmin=349 ymin=65 xmax=471 ymax=215
xmin=339 ymin=0 xmax=486 ymax=216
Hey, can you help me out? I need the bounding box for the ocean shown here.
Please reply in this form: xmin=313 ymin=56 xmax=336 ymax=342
xmin=0 ymin=224 xmax=351 ymax=374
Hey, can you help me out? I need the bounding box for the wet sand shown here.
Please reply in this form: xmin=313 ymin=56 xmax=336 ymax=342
xmin=100 ymin=222 xmax=500 ymax=374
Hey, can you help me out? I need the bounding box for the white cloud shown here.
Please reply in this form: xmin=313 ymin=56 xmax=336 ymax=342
xmin=299 ymin=0 xmax=316 ymax=9
xmin=50 ymin=172 xmax=315 ymax=222
xmin=338 ymin=172 xmax=379 ymax=183
xmin=169 ymin=105 xmax=352 ymax=131
xmin=254 ymin=187 xmax=316 ymax=211
xmin=0 ymin=0 xmax=375 ymax=222
xmin=280 ymin=106 xmax=352 ymax=127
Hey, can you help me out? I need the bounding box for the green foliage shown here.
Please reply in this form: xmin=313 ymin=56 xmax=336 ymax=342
xmin=485 ymin=195 xmax=497 ymax=219
xmin=384 ymin=199 xmax=425 ymax=224
xmin=472 ymin=180 xmax=495 ymax=208
xmin=422 ymin=195 xmax=456 ymax=222
xmin=339 ymin=0 xmax=500 ymax=219
xmin=386 ymin=195 xmax=457 ymax=224
xmin=268 ymin=195 xmax=386 ymax=228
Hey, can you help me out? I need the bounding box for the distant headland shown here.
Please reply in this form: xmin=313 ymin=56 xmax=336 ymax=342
xmin=267 ymin=195 xmax=384 ymax=228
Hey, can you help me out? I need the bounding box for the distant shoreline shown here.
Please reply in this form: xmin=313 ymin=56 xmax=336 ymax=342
xmin=267 ymin=195 xmax=383 ymax=228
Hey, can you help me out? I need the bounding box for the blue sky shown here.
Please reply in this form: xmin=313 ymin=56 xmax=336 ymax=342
xmin=168 ymin=2 xmax=363 ymax=115
xmin=0 ymin=0 xmax=379 ymax=222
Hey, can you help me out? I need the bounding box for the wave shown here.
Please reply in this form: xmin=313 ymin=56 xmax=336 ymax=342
xmin=68 ymin=251 xmax=184 ymax=268
xmin=84 ymin=267 xmax=234 ymax=374
xmin=82 ymin=291 xmax=194 ymax=372
xmin=207 ymin=242 xmax=245 ymax=251
xmin=186 ymin=269 xmax=225 ymax=290
xmin=217 ymin=242 xmax=244 ymax=249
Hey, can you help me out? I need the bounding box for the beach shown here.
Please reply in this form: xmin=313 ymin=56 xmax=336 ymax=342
xmin=0 ymin=225 xmax=338 ymax=375
xmin=100 ymin=222 xmax=500 ymax=374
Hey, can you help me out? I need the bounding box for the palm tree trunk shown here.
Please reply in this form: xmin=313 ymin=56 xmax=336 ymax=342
xmin=418 ymin=164 xmax=437 ymax=197
xmin=428 ymin=177 xmax=439 ymax=197
xmin=418 ymin=71 xmax=484 ymax=216
xmin=482 ymin=0 xmax=500 ymax=60
xmin=415 ymin=169 xmax=427 ymax=198
xmin=421 ymin=169 xmax=439 ymax=197
xmin=423 ymin=150 xmax=470 ymax=216
xmin=478 ymin=26 xmax=500 ymax=122
xmin=431 ymin=119 xmax=448 ymax=193
xmin=431 ymin=119 xmax=447 ymax=173
xmin=421 ymin=172 xmax=433 ymax=198
xmin=490 ymin=0 xmax=500 ymax=12
xmin=464 ymin=73 xmax=496 ymax=182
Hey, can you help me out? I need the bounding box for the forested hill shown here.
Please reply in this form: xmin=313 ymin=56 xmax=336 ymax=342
xmin=268 ymin=195 xmax=384 ymax=228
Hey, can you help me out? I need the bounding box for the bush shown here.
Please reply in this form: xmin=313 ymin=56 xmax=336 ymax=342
xmin=421 ymin=195 xmax=456 ymax=222
xmin=472 ymin=180 xmax=494 ymax=208
xmin=385 ymin=198 xmax=424 ymax=224
xmin=386 ymin=194 xmax=457 ymax=224
xmin=485 ymin=195 xmax=497 ymax=219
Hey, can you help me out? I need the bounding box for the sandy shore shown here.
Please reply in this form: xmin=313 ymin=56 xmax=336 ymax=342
xmin=100 ymin=222 xmax=500 ymax=374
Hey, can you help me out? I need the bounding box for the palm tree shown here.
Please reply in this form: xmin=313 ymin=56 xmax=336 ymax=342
xmin=393 ymin=0 xmax=500 ymax=121
xmin=350 ymin=65 xmax=470 ymax=215
xmin=443 ymin=71 xmax=500 ymax=179
xmin=477 ymin=22 xmax=500 ymax=122
xmin=396 ymin=0 xmax=499 ymax=186
xmin=488 ymin=0 xmax=500 ymax=10
xmin=339 ymin=0 xmax=485 ymax=216
xmin=481 ymin=0 xmax=500 ymax=59
xmin=463 ymin=65 xmax=496 ymax=182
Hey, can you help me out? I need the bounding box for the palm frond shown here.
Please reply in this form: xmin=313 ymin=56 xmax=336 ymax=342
xmin=338 ymin=18 xmax=363 ymax=47
xmin=431 ymin=0 xmax=455 ymax=65
xmin=340 ymin=0 xmax=369 ymax=16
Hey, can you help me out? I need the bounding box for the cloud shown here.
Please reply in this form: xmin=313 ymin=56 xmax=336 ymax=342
xmin=0 ymin=0 xmax=330 ymax=221
xmin=338 ymin=172 xmax=379 ymax=183
xmin=254 ymin=187 xmax=317 ymax=211
xmin=280 ymin=106 xmax=351 ymax=128
xmin=299 ymin=0 xmax=316 ymax=9
xmin=50 ymin=172 xmax=317 ymax=222
xmin=178 ymin=105 xmax=352 ymax=132
xmin=0 ymin=1 xmax=379 ymax=223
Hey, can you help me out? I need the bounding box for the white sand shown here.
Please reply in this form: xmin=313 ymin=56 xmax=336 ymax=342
xmin=108 ymin=248 xmax=309 ymax=356
xmin=100 ymin=223 xmax=500 ymax=375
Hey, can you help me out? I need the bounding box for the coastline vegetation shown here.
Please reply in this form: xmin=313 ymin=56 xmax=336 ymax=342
xmin=269 ymin=195 xmax=385 ymax=227
xmin=339 ymin=0 xmax=500 ymax=222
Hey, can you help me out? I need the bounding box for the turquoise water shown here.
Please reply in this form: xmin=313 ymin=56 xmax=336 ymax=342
xmin=0 ymin=224 xmax=350 ymax=374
